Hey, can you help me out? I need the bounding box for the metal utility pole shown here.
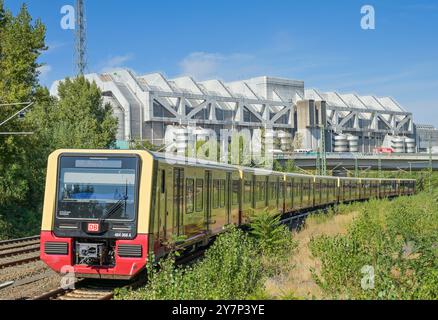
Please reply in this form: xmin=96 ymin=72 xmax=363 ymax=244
xmin=316 ymin=126 xmax=327 ymax=176
xmin=354 ymin=154 xmax=359 ymax=178
xmin=320 ymin=126 xmax=327 ymax=176
xmin=75 ymin=0 xmax=86 ymax=75
xmin=378 ymin=152 xmax=382 ymax=178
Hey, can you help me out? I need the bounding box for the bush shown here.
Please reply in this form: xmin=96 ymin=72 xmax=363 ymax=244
xmin=310 ymin=194 xmax=438 ymax=299
xmin=0 ymin=215 xmax=11 ymax=240
xmin=249 ymin=209 xmax=295 ymax=256
xmin=116 ymin=226 xmax=263 ymax=300
xmin=248 ymin=209 xmax=297 ymax=278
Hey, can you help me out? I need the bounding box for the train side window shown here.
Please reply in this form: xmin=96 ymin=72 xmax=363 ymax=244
xmin=213 ymin=180 xmax=220 ymax=209
xmin=232 ymin=180 xmax=240 ymax=205
xmin=186 ymin=179 xmax=194 ymax=214
xmin=258 ymin=181 xmax=265 ymax=201
xmin=279 ymin=182 xmax=284 ymax=199
xmin=256 ymin=181 xmax=262 ymax=201
xmin=195 ymin=179 xmax=204 ymax=212
xmin=270 ymin=182 xmax=277 ymax=199
xmin=219 ymin=180 xmax=225 ymax=208
xmin=161 ymin=170 xmax=166 ymax=193
xmin=244 ymin=181 xmax=252 ymax=203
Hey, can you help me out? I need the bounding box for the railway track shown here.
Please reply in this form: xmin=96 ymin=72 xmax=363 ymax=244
xmin=32 ymin=247 xmax=207 ymax=300
xmin=0 ymin=235 xmax=40 ymax=248
xmin=32 ymin=275 xmax=150 ymax=301
xmin=0 ymin=235 xmax=40 ymax=270
xmin=32 ymin=280 xmax=116 ymax=300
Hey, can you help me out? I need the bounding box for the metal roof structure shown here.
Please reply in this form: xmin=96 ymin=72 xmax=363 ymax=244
xmin=305 ymin=88 xmax=413 ymax=134
xmin=50 ymin=69 xmax=415 ymax=144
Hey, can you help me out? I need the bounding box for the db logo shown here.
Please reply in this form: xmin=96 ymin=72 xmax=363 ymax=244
xmin=87 ymin=223 xmax=100 ymax=233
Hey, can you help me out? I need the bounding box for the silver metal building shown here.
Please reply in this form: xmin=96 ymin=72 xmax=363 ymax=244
xmin=50 ymin=69 xmax=420 ymax=154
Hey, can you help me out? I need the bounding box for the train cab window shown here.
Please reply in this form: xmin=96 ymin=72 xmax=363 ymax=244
xmin=219 ymin=180 xmax=226 ymax=208
xmin=213 ymin=180 xmax=220 ymax=209
xmin=232 ymin=180 xmax=240 ymax=205
xmin=56 ymin=155 xmax=138 ymax=221
xmin=186 ymin=179 xmax=194 ymax=213
xmin=244 ymin=181 xmax=252 ymax=203
xmin=195 ymin=179 xmax=204 ymax=212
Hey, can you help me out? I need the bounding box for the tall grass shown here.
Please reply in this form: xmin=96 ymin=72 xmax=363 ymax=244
xmin=310 ymin=194 xmax=438 ymax=299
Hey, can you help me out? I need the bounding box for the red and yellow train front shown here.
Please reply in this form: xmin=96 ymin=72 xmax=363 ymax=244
xmin=40 ymin=150 xmax=153 ymax=280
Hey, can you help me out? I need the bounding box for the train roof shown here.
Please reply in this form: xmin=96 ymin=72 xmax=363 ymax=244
xmin=50 ymin=149 xmax=415 ymax=182
xmin=151 ymin=151 xmax=240 ymax=172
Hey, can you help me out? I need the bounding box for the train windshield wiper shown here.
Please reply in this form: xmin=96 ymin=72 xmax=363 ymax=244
xmin=99 ymin=182 xmax=128 ymax=224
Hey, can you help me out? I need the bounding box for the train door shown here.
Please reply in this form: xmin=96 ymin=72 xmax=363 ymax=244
xmin=251 ymin=175 xmax=256 ymax=211
xmin=205 ymin=171 xmax=212 ymax=231
xmin=226 ymin=172 xmax=231 ymax=225
xmin=158 ymin=168 xmax=168 ymax=242
xmin=173 ymin=168 xmax=184 ymax=236
xmin=290 ymin=178 xmax=294 ymax=210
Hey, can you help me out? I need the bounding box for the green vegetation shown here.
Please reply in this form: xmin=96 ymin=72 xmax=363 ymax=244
xmin=0 ymin=1 xmax=118 ymax=238
xmin=310 ymin=193 xmax=438 ymax=299
xmin=116 ymin=211 xmax=296 ymax=300
xmin=116 ymin=195 xmax=438 ymax=300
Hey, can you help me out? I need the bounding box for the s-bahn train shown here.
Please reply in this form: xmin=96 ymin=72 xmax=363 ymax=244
xmin=40 ymin=149 xmax=416 ymax=279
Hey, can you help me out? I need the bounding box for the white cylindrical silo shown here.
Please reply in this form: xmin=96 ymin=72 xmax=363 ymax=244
xmin=391 ymin=137 xmax=405 ymax=153
xmin=347 ymin=135 xmax=359 ymax=153
xmin=405 ymin=137 xmax=415 ymax=153
xmin=333 ymin=134 xmax=348 ymax=152
xmin=277 ymin=130 xmax=292 ymax=151
xmin=264 ymin=129 xmax=275 ymax=153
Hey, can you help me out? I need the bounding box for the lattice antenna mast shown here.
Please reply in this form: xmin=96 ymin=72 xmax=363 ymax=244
xmin=75 ymin=0 xmax=86 ymax=75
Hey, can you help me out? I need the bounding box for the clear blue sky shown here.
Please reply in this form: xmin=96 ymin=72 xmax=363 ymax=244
xmin=4 ymin=0 xmax=438 ymax=126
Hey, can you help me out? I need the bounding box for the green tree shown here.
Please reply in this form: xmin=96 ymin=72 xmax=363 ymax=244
xmin=0 ymin=2 xmax=47 ymax=204
xmin=0 ymin=2 xmax=118 ymax=237
xmin=0 ymin=2 xmax=46 ymax=102
xmin=0 ymin=2 xmax=48 ymax=236
xmin=130 ymin=139 xmax=161 ymax=151
xmin=29 ymin=76 xmax=118 ymax=150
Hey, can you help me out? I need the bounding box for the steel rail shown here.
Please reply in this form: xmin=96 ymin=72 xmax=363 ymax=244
xmin=0 ymin=236 xmax=40 ymax=247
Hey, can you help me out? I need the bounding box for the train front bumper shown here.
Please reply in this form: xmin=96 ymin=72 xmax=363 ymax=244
xmin=39 ymin=231 xmax=148 ymax=280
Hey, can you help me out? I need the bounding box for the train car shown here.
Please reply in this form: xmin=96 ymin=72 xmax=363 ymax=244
xmin=40 ymin=149 xmax=416 ymax=280
xmin=40 ymin=149 xmax=241 ymax=279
